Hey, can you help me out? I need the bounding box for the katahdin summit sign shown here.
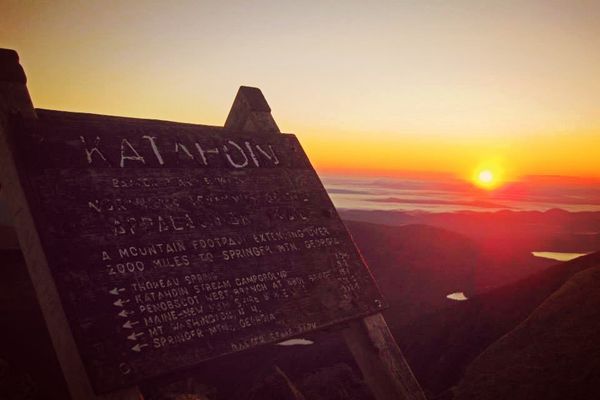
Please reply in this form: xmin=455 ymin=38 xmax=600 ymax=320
xmin=0 ymin=49 xmax=425 ymax=400
xmin=10 ymin=108 xmax=384 ymax=391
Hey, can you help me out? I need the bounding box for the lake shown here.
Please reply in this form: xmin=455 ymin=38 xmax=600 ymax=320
xmin=531 ymin=252 xmax=590 ymax=262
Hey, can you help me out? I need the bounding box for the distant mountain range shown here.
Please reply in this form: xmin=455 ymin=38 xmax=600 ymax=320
xmin=341 ymin=209 xmax=600 ymax=252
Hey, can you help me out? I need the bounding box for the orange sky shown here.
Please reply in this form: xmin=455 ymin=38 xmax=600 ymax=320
xmin=2 ymin=1 xmax=599 ymax=179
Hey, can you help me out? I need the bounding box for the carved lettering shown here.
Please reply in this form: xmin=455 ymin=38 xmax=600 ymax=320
xmin=120 ymin=138 xmax=145 ymax=167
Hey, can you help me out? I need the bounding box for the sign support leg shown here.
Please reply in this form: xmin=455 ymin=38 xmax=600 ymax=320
xmin=0 ymin=49 xmax=142 ymax=400
xmin=342 ymin=314 xmax=426 ymax=400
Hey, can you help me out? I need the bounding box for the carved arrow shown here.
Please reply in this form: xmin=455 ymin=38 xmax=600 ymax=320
xmin=109 ymin=288 xmax=125 ymax=296
xmin=131 ymin=343 xmax=148 ymax=352
xmin=113 ymin=299 xmax=130 ymax=307
xmin=122 ymin=320 xmax=139 ymax=329
xmin=127 ymin=332 xmax=145 ymax=341
xmin=118 ymin=310 xmax=132 ymax=318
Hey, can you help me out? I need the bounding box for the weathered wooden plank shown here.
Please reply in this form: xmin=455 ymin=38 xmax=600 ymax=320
xmin=343 ymin=313 xmax=427 ymax=400
xmin=2 ymin=48 xmax=423 ymax=400
xmin=2 ymin=51 xmax=385 ymax=394
xmin=11 ymin=109 xmax=384 ymax=392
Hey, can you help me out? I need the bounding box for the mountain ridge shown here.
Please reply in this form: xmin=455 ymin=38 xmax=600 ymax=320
xmin=453 ymin=262 xmax=600 ymax=400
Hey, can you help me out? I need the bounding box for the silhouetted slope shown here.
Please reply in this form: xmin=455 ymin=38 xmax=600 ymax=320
xmin=339 ymin=210 xmax=600 ymax=253
xmin=396 ymin=251 xmax=600 ymax=398
xmin=454 ymin=263 xmax=600 ymax=400
xmin=342 ymin=210 xmax=575 ymax=292
xmin=344 ymin=221 xmax=480 ymax=329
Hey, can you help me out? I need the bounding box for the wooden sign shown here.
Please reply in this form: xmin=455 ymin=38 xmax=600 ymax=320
xmin=6 ymin=109 xmax=384 ymax=392
xmin=1 ymin=49 xmax=425 ymax=400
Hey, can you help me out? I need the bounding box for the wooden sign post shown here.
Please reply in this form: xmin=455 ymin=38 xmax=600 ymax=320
xmin=0 ymin=49 xmax=425 ymax=400
xmin=0 ymin=51 xmax=142 ymax=400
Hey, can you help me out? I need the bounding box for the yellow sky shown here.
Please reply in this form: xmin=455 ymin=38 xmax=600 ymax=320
xmin=2 ymin=1 xmax=599 ymax=179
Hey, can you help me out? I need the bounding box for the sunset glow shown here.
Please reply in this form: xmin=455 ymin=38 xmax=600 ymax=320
xmin=2 ymin=1 xmax=600 ymax=180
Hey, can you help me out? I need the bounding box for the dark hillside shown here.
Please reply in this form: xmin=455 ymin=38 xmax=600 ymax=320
xmin=396 ymin=251 xmax=600 ymax=398
xmin=344 ymin=221 xmax=480 ymax=329
xmin=454 ymin=263 xmax=600 ymax=400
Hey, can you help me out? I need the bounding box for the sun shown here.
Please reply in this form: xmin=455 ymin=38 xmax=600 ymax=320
xmin=473 ymin=167 xmax=502 ymax=190
xmin=479 ymin=170 xmax=494 ymax=184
